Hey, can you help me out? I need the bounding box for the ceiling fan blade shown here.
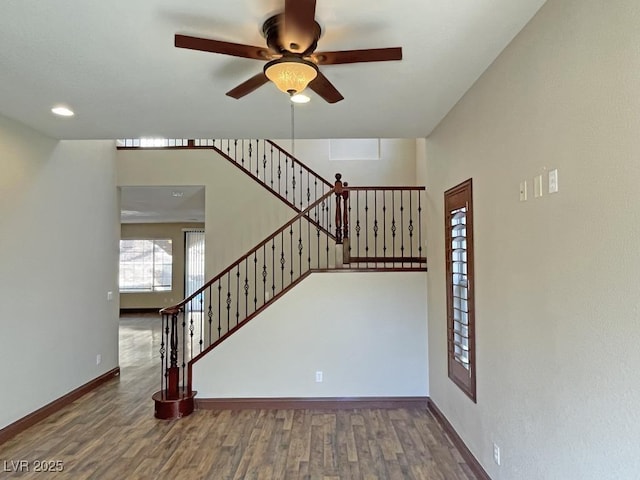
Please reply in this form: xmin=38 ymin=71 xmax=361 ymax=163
xmin=226 ymin=73 xmax=270 ymax=99
xmin=282 ymin=0 xmax=317 ymax=53
xmin=308 ymin=72 xmax=344 ymax=104
xmin=313 ymin=47 xmax=403 ymax=65
xmin=175 ymin=34 xmax=270 ymax=60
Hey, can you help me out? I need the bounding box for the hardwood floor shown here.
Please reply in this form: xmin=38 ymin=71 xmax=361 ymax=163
xmin=0 ymin=315 xmax=479 ymax=479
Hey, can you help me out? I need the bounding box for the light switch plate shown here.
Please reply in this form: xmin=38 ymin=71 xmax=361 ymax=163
xmin=548 ymin=169 xmax=558 ymax=193
xmin=534 ymin=175 xmax=543 ymax=198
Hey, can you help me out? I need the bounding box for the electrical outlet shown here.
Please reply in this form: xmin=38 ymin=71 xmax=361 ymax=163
xmin=493 ymin=443 xmax=501 ymax=466
xmin=96 ymin=354 xmax=102 ymax=365
xmin=315 ymin=371 xmax=323 ymax=383
xmin=519 ymin=180 xmax=528 ymax=202
xmin=107 ymin=291 xmax=113 ymax=301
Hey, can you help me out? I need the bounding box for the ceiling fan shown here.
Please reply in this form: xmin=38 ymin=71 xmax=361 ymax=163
xmin=175 ymin=0 xmax=403 ymax=103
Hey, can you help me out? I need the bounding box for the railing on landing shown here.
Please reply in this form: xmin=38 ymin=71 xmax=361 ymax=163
xmin=117 ymin=138 xmax=335 ymax=238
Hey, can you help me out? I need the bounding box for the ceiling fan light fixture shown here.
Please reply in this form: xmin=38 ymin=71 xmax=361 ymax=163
xmin=264 ymin=57 xmax=318 ymax=95
xmin=290 ymin=93 xmax=311 ymax=104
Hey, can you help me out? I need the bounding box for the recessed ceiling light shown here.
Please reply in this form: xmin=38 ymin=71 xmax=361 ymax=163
xmin=51 ymin=106 xmax=74 ymax=117
xmin=171 ymin=191 xmax=184 ymax=197
xmin=290 ymin=93 xmax=311 ymax=104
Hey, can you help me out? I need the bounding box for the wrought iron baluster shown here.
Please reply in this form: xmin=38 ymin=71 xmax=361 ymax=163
xmin=244 ymin=260 xmax=249 ymax=320
xmin=373 ymin=191 xmax=378 ymax=257
xmin=291 ymin=159 xmax=296 ymax=210
xmin=262 ymin=245 xmax=267 ymax=306
xmin=356 ymin=192 xmax=361 ymax=258
xmin=383 ymin=192 xmax=387 ymax=258
xmin=269 ymin=142 xmax=273 ymax=188
xmin=409 ymin=192 xmax=414 ymax=260
xmin=226 ymin=274 xmax=231 ymax=333
xmin=182 ymin=311 xmax=187 ymax=391
xmin=277 ymin=151 xmax=282 ymax=195
xmin=160 ymin=314 xmax=167 ymax=398
xmin=289 ymin=224 xmax=294 ymax=283
xmin=271 ymin=238 xmax=276 ymax=300
xmin=365 ymin=191 xmax=369 ymax=256
xmin=280 ymin=231 xmax=285 ymax=290
xmin=298 ymin=218 xmax=303 ymax=276
xmin=236 ymin=265 xmax=240 ymax=326
xmin=401 ymin=191 xmax=405 ymax=265
xmin=285 ymin=156 xmax=289 ymax=202
xmin=299 ymin=166 xmax=303 ymax=210
xmin=418 ymin=191 xmax=423 ymax=258
xmin=391 ymin=191 xmax=396 ymax=257
xmin=253 ymin=251 xmax=258 ymax=312
xmin=207 ymin=285 xmax=213 ymax=345
xmin=217 ymin=280 xmax=222 ymax=338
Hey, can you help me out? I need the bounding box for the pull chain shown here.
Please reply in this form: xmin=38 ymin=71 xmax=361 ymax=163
xmin=290 ymin=101 xmax=295 ymax=156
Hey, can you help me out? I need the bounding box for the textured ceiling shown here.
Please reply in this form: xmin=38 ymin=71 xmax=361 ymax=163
xmin=120 ymin=186 xmax=205 ymax=224
xmin=0 ymin=0 xmax=546 ymax=141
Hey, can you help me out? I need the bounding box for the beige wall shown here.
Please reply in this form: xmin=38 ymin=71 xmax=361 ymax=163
xmin=423 ymin=0 xmax=640 ymax=478
xmin=120 ymin=222 xmax=204 ymax=309
xmin=0 ymin=115 xmax=119 ymax=430
xmin=194 ymin=271 xmax=428 ymax=398
xmin=272 ymin=139 xmax=419 ymax=186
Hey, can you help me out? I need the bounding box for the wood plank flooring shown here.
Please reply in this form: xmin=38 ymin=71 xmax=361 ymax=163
xmin=0 ymin=315 xmax=478 ymax=479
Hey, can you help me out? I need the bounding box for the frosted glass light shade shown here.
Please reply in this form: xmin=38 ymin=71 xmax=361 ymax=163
xmin=264 ymin=57 xmax=318 ymax=95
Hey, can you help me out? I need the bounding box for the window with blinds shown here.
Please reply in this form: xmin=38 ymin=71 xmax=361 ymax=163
xmin=444 ymin=179 xmax=476 ymax=402
xmin=119 ymin=239 xmax=173 ymax=292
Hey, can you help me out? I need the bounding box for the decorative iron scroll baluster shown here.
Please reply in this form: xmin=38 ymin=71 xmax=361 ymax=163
xmin=409 ymin=193 xmax=414 ymax=258
xmin=271 ymin=238 xmax=276 ymax=299
xmin=400 ymin=191 xmax=405 ymax=263
xmin=262 ymin=244 xmax=267 ymax=305
xmin=236 ymin=265 xmax=240 ymax=326
xmin=270 ymin=143 xmax=274 ymax=189
xmin=244 ymin=260 xmax=249 ymax=320
xmin=226 ymin=275 xmax=231 ymax=332
xmin=160 ymin=315 xmax=166 ymax=397
xmin=217 ymin=280 xmax=222 ymax=338
xmin=285 ymin=156 xmax=289 ymax=200
xmin=355 ymin=192 xmax=361 ymax=257
xmin=365 ymin=191 xmax=369 ymax=255
xmin=391 ymin=191 xmax=396 ymax=255
xmin=418 ymin=193 xmax=423 ymax=258
xmin=383 ymin=193 xmax=387 ymax=258
xmin=207 ymin=286 xmax=213 ymax=345
xmin=253 ymin=252 xmax=258 ymax=312
xmin=178 ymin=311 xmax=186 ymax=386
xmin=298 ymin=218 xmax=303 ymax=276
xmin=289 ymin=225 xmax=294 ymax=283
xmin=277 ymin=151 xmax=282 ymax=195
xmin=280 ymin=231 xmax=285 ymax=288
xmin=373 ymin=191 xmax=378 ymax=256
xmin=291 ymin=162 xmax=296 ymax=210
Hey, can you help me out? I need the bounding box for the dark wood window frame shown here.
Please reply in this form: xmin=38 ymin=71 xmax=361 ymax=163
xmin=444 ymin=178 xmax=476 ymax=402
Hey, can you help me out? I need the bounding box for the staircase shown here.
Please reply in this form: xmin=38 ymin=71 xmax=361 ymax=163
xmin=118 ymin=138 xmax=426 ymax=419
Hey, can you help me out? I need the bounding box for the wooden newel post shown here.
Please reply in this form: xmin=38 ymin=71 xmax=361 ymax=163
xmin=334 ymin=173 xmax=344 ymax=244
xmin=341 ymin=182 xmax=350 ymax=264
xmin=167 ymin=313 xmax=180 ymax=399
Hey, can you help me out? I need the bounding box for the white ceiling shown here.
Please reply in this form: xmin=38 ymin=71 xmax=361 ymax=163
xmin=0 ymin=0 xmax=546 ymax=141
